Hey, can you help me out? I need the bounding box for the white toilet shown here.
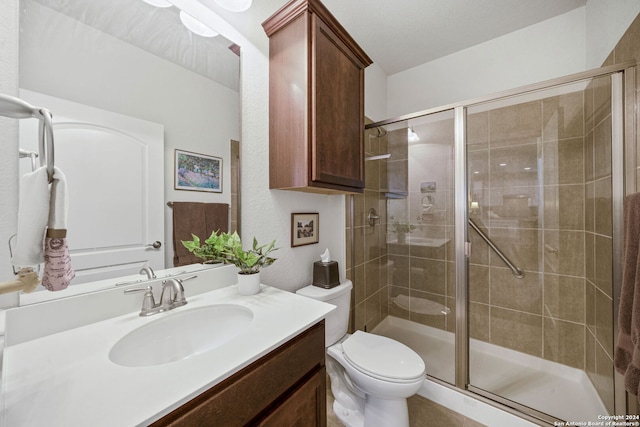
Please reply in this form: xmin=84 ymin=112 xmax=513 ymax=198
xmin=296 ymin=280 xmax=425 ymax=427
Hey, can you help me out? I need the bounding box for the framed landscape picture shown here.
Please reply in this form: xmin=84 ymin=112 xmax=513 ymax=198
xmin=291 ymin=212 xmax=319 ymax=247
xmin=175 ymin=149 xmax=222 ymax=193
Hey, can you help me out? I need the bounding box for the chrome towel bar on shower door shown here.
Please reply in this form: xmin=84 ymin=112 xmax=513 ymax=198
xmin=468 ymin=218 xmax=525 ymax=279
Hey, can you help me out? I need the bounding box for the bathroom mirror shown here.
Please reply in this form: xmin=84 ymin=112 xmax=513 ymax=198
xmin=17 ymin=0 xmax=240 ymax=304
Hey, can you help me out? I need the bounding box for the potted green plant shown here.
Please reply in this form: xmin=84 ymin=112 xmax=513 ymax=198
xmin=222 ymin=231 xmax=278 ymax=295
xmin=391 ymin=221 xmax=416 ymax=244
xmin=181 ymin=230 xmax=226 ymax=264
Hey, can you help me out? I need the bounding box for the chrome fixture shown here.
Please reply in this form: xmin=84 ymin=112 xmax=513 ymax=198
xmin=124 ymin=275 xmax=197 ymax=316
xmin=468 ymin=219 xmax=524 ymax=279
xmin=367 ymin=208 xmax=380 ymax=226
xmin=124 ymin=286 xmax=158 ymax=317
xmin=139 ymin=266 xmax=156 ymax=280
xmin=146 ymin=241 xmax=162 ymax=249
xmin=160 ymin=278 xmax=188 ymax=310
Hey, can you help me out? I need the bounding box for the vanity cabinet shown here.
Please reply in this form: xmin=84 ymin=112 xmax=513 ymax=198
xmin=151 ymin=320 xmax=326 ymax=427
xmin=262 ymin=0 xmax=372 ymax=194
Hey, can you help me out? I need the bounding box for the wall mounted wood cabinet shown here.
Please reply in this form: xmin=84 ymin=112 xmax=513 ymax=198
xmin=263 ymin=0 xmax=372 ymax=194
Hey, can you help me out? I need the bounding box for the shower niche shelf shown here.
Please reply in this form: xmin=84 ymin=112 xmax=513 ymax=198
xmin=263 ymin=0 xmax=372 ymax=194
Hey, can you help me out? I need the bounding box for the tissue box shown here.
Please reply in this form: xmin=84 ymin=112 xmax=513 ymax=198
xmin=313 ymin=261 xmax=339 ymax=289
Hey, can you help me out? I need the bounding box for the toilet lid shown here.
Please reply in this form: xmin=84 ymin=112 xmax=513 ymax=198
xmin=342 ymin=331 xmax=426 ymax=382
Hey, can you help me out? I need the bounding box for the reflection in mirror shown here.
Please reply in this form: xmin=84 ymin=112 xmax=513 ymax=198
xmin=17 ymin=0 xmax=240 ymax=305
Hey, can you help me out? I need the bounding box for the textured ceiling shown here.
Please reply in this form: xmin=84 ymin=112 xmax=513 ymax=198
xmin=27 ymin=0 xmax=588 ymax=86
xmin=204 ymin=0 xmax=588 ymax=75
xmin=25 ymin=0 xmax=240 ymax=90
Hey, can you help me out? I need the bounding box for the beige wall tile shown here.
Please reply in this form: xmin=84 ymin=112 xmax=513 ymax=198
xmin=490 ymin=307 xmax=542 ymax=357
xmin=489 ymin=227 xmax=541 ymax=272
xmin=595 ymin=342 xmax=615 ymax=413
xmin=543 ymin=184 xmax=585 ymax=230
xmin=543 ymin=318 xmax=585 ymax=369
xmin=585 ymin=181 xmax=595 ymax=232
xmin=489 ymin=101 xmax=542 ymax=147
xmin=542 ymin=91 xmax=584 ymax=141
xmin=543 ymin=138 xmax=585 ymax=186
xmin=595 ymin=235 xmax=613 ymax=298
xmin=543 ymin=230 xmax=585 ymax=276
xmin=594 ymin=176 xmax=613 ymax=237
xmin=490 ymin=268 xmax=542 ymax=314
xmin=470 ymin=302 xmax=490 ymax=342
xmin=595 ymin=288 xmax=613 ymax=356
xmin=544 ymin=274 xmax=586 ymax=323
xmin=469 ymin=264 xmax=490 ymax=304
xmin=594 ymin=116 xmax=612 ymax=179
xmin=410 ymin=257 xmax=446 ymax=295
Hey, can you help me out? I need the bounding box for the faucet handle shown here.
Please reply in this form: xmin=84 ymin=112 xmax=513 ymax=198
xmin=125 ymin=286 xmax=157 ymax=316
xmin=139 ymin=266 xmax=156 ymax=280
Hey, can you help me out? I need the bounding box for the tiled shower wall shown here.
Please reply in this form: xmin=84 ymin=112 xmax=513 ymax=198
xmin=593 ymin=10 xmax=640 ymax=409
xmin=345 ymin=119 xmax=390 ymax=333
xmin=346 ymin=11 xmax=639 ymax=414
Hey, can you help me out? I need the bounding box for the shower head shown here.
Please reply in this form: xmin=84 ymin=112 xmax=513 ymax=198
xmin=368 ymin=127 xmax=387 ymax=138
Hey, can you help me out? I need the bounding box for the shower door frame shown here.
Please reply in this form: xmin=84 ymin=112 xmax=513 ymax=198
xmin=366 ymin=60 xmax=636 ymax=424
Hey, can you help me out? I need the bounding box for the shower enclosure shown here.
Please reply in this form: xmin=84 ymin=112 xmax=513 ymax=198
xmin=353 ymin=62 xmax=635 ymax=425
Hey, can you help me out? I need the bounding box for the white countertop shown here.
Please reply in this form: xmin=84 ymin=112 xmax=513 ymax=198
xmin=1 ymin=284 xmax=334 ymax=426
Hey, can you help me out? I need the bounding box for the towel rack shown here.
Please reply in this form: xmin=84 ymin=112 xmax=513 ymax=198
xmin=0 ymin=93 xmax=55 ymax=182
xmin=468 ymin=218 xmax=525 ymax=279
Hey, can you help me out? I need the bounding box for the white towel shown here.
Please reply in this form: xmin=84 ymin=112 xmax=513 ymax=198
xmin=43 ymin=167 xmax=75 ymax=291
xmin=11 ymin=166 xmax=50 ymax=267
xmin=47 ymin=167 xmax=68 ymax=229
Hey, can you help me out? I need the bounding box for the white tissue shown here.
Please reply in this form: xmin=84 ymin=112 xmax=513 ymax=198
xmin=320 ymin=248 xmax=331 ymax=263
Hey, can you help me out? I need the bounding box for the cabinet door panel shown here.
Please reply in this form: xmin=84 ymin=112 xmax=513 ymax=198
xmin=259 ymin=368 xmax=326 ymax=427
xmin=312 ymin=16 xmax=364 ymax=190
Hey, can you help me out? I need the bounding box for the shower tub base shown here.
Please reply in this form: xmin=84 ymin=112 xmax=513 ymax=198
xmin=372 ymin=316 xmax=607 ymax=425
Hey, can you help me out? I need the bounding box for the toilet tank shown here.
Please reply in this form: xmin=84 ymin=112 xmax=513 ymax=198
xmin=296 ymin=280 xmax=352 ymax=347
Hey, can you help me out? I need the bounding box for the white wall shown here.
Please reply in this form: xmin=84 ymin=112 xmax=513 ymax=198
xmin=585 ymin=0 xmax=640 ymax=68
xmin=0 ymin=0 xmax=20 ymax=308
xmin=172 ymin=0 xmax=348 ymax=293
xmin=364 ymin=63 xmax=388 ymax=122
xmin=386 ymin=8 xmax=587 ymax=117
xmin=19 ymin=2 xmax=239 ymax=268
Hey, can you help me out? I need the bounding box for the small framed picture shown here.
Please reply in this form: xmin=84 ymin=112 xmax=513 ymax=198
xmin=175 ymin=149 xmax=222 ymax=193
xmin=291 ymin=212 xmax=319 ymax=247
xmin=421 ymin=181 xmax=436 ymax=193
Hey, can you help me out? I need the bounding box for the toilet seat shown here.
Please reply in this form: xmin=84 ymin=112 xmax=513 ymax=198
xmin=341 ymin=331 xmax=425 ymax=383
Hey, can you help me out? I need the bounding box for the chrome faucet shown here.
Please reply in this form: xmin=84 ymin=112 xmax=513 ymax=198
xmin=124 ymin=275 xmax=197 ymax=316
xmin=139 ymin=266 xmax=156 ymax=280
xmin=159 ymin=278 xmax=187 ymax=311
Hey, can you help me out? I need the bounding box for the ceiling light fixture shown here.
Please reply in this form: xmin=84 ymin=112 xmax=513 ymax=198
xmin=213 ymin=0 xmax=252 ymax=12
xmin=179 ymin=11 xmax=219 ymax=37
xmin=141 ymin=0 xmax=173 ymax=7
xmin=407 ymin=127 xmax=420 ymax=143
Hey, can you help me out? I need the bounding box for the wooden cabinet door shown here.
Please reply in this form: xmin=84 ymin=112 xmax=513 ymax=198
xmin=311 ymin=15 xmax=365 ymax=191
xmin=259 ymin=367 xmax=327 ymax=427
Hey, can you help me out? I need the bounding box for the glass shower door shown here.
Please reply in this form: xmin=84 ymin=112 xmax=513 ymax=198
xmin=385 ymin=109 xmax=458 ymax=385
xmin=465 ymin=76 xmax=617 ymax=423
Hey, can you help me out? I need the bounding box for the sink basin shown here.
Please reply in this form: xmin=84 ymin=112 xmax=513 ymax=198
xmin=109 ymin=304 xmax=253 ymax=367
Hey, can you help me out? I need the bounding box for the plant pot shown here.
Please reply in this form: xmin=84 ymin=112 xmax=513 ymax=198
xmin=397 ymin=232 xmax=407 ymax=244
xmin=237 ymin=272 xmax=261 ymax=295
